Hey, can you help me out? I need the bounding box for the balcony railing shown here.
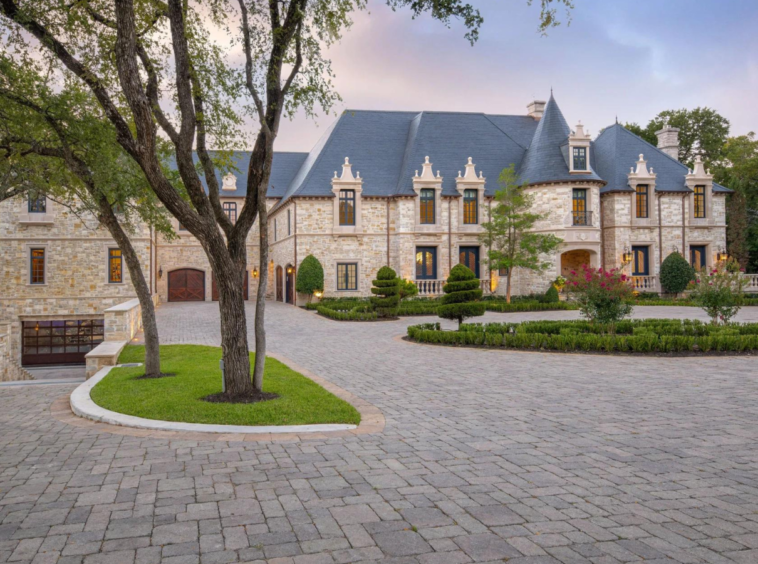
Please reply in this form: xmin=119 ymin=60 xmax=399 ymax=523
xmin=745 ymin=274 xmax=758 ymax=293
xmin=632 ymin=275 xmax=659 ymax=292
xmin=571 ymin=210 xmax=593 ymax=227
xmin=416 ymin=278 xmax=492 ymax=296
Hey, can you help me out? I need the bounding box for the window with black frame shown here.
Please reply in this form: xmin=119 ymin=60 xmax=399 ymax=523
xmin=635 ymin=185 xmax=649 ymax=218
xmin=463 ymin=189 xmax=478 ymax=224
xmin=336 ymin=262 xmax=358 ymax=290
xmin=694 ymin=185 xmax=706 ymax=218
xmin=28 ymin=194 xmax=46 ymax=213
xmin=222 ymin=201 xmax=237 ymax=224
xmin=108 ymin=248 xmax=123 ymax=283
xmin=339 ymin=189 xmax=355 ymax=226
xmin=572 ymin=147 xmax=587 ymax=170
xmin=420 ymin=189 xmax=435 ymax=224
xmin=572 ymin=188 xmax=588 ymax=225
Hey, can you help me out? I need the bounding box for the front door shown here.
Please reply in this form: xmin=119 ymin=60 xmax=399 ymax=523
xmin=632 ymin=246 xmax=649 ymax=276
xmin=459 ymin=246 xmax=480 ymax=278
xmin=276 ymin=266 xmax=284 ymax=302
xmin=690 ymin=245 xmax=707 ymax=271
xmin=212 ymin=272 xmax=249 ymax=301
xmin=285 ymin=266 xmax=294 ymax=304
xmin=415 ymin=247 xmax=437 ymax=280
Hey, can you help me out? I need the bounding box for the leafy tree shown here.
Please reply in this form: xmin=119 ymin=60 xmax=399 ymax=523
xmin=566 ymin=266 xmax=634 ymax=324
xmin=438 ymin=264 xmax=485 ymax=328
xmin=295 ymin=255 xmax=324 ymax=300
xmin=0 ymin=56 xmax=172 ymax=377
xmin=714 ymin=133 xmax=758 ymax=272
xmin=626 ymin=108 xmax=729 ymax=168
xmin=370 ymin=267 xmax=401 ymax=318
xmin=659 ymin=252 xmax=695 ymax=296
xmin=0 ymin=0 xmax=572 ymax=397
xmin=689 ymin=258 xmax=747 ymax=324
xmin=480 ymin=165 xmax=563 ymax=303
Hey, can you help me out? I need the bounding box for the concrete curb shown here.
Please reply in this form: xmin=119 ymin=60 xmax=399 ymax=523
xmin=70 ymin=363 xmax=359 ymax=435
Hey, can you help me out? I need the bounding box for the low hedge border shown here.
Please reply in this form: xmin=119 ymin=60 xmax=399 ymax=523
xmin=317 ymin=305 xmax=378 ymax=321
xmin=407 ymin=319 xmax=758 ymax=354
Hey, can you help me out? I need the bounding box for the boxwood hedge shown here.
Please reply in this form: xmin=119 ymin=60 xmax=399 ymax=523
xmin=407 ymin=319 xmax=758 ymax=354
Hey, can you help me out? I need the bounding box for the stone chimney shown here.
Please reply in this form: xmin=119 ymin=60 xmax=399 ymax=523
xmin=655 ymin=125 xmax=680 ymax=161
xmin=527 ymin=100 xmax=546 ymax=120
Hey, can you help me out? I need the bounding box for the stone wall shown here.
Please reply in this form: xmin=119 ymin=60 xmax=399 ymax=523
xmin=103 ymin=294 xmax=161 ymax=342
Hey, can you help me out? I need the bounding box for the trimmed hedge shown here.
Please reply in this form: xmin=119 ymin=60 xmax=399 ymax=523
xmin=660 ymin=252 xmax=695 ymax=295
xmin=317 ymin=305 xmax=378 ymax=321
xmin=407 ymin=319 xmax=758 ymax=354
xmin=296 ymin=255 xmax=324 ymax=296
xmin=370 ymin=267 xmax=401 ymax=317
xmin=438 ymin=264 xmax=485 ymax=326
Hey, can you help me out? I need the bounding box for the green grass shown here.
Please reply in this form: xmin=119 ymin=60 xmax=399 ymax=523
xmin=90 ymin=345 xmax=361 ymax=426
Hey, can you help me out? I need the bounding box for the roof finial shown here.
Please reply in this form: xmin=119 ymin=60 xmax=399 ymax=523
xmin=615 ymin=115 xmax=618 ymax=124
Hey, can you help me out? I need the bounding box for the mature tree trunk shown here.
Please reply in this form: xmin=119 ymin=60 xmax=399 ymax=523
xmin=253 ymin=201 xmax=268 ymax=391
xmin=506 ymin=272 xmax=512 ymax=304
xmin=98 ymin=206 xmax=161 ymax=376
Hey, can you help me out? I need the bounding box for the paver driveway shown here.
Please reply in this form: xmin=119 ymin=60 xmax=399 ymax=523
xmin=2 ymin=303 xmax=758 ymax=564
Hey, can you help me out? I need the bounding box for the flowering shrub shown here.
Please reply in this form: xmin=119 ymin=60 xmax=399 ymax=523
xmin=688 ymin=258 xmax=747 ymax=324
xmin=566 ymin=265 xmax=635 ymax=324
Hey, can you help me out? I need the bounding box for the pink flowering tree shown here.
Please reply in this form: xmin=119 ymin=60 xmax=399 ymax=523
xmin=688 ymin=258 xmax=747 ymax=324
xmin=566 ymin=265 xmax=635 ymax=324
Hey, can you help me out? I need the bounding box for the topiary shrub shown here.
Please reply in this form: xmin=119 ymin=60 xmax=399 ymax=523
xmin=438 ymin=264 xmax=485 ymax=328
xmin=399 ymin=279 xmax=419 ymax=301
xmin=295 ymin=255 xmax=324 ymax=301
xmin=544 ymin=284 xmax=560 ymax=303
xmin=660 ymin=252 xmax=695 ymax=296
xmin=370 ymin=266 xmax=401 ymax=317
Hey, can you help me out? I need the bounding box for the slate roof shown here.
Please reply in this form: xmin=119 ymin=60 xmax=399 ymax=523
xmin=189 ymin=150 xmax=308 ymax=198
xmin=593 ymin=124 xmax=731 ymax=194
xmin=190 ymin=95 xmax=730 ymax=207
xmin=517 ymin=95 xmax=603 ymax=185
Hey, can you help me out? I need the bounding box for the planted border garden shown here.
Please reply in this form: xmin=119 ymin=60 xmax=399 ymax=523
xmin=407 ymin=319 xmax=758 ymax=354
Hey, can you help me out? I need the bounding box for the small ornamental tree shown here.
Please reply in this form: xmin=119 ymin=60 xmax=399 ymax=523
xmin=544 ymin=284 xmax=560 ymax=303
xmin=688 ymin=258 xmax=747 ymax=324
xmin=660 ymin=252 xmax=694 ymax=296
xmin=296 ymin=255 xmax=324 ymax=301
xmin=399 ymin=279 xmax=419 ymax=301
xmin=566 ymin=265 xmax=634 ymax=324
xmin=438 ymin=264 xmax=485 ymax=328
xmin=370 ymin=267 xmax=401 ymax=317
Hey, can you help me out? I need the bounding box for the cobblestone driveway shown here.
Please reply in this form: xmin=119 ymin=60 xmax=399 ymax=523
xmin=2 ymin=303 xmax=758 ymax=564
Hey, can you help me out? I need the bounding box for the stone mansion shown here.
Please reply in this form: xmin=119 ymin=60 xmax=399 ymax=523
xmin=0 ymin=94 xmax=731 ymax=374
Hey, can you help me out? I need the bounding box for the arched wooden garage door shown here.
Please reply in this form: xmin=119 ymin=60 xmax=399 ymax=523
xmin=212 ymin=272 xmax=249 ymax=301
xmin=168 ymin=269 xmax=205 ymax=302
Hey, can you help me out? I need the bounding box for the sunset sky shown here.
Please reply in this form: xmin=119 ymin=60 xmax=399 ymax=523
xmin=272 ymin=0 xmax=758 ymax=152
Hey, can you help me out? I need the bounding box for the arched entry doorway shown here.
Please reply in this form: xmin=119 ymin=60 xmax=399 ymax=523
xmin=285 ymin=264 xmax=295 ymax=304
xmin=168 ymin=268 xmax=205 ymax=302
xmin=275 ymin=266 xmax=284 ymax=302
xmin=560 ymin=249 xmax=593 ymax=277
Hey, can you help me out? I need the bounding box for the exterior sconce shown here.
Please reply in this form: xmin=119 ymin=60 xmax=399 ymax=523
xmin=158 ymin=266 xmax=163 ymax=279
xmin=313 ymin=290 xmax=323 ymax=299
xmin=252 ymin=268 xmax=259 ymax=278
xmin=286 ymin=266 xmax=294 ymax=274
xmin=622 ymin=246 xmax=632 ymax=265
xmin=717 ymin=247 xmax=728 ymax=262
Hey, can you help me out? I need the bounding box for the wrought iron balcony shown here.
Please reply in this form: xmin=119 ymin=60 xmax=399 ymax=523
xmin=571 ymin=210 xmax=593 ymax=226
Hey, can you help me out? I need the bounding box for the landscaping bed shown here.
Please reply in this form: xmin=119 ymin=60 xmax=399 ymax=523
xmin=308 ymin=295 xmax=577 ymax=320
xmin=90 ymin=345 xmax=361 ymax=425
xmin=406 ymin=319 xmax=758 ymax=354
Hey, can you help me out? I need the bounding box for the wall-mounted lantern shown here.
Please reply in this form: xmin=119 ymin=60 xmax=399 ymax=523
xmin=252 ymin=267 xmax=259 ymax=278
xmin=717 ymin=247 xmax=729 ymax=262
xmin=622 ymin=246 xmax=633 ymax=265
xmin=286 ymin=266 xmax=294 ymax=274
xmin=158 ymin=266 xmax=163 ymax=279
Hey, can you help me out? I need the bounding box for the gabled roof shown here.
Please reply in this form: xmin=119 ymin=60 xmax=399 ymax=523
xmin=517 ymin=94 xmax=603 ymax=186
xmin=593 ymin=124 xmax=731 ymax=194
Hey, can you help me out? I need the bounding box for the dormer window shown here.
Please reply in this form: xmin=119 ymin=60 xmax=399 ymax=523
xmin=339 ymin=189 xmax=355 ymax=226
xmin=572 ymin=147 xmax=587 ymax=171
xmin=420 ymin=189 xmax=435 ymax=224
xmin=28 ymin=194 xmax=46 ymax=213
xmin=635 ymin=185 xmax=649 ymax=219
xmin=694 ymin=185 xmax=706 ymax=218
xmin=223 ymin=202 xmax=237 ymax=224
xmin=463 ymin=189 xmax=478 ymax=224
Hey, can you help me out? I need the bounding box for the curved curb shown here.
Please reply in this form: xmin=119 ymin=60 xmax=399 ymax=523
xmin=62 ymin=353 xmax=384 ymax=442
